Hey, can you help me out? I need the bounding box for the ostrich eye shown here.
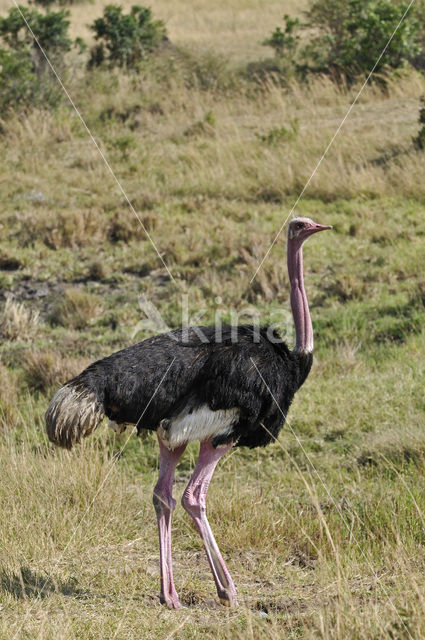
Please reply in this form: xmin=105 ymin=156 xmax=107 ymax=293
xmin=295 ymin=222 xmax=304 ymax=229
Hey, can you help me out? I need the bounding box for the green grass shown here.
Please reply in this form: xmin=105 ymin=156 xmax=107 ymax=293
xmin=1 ymin=1 xmax=425 ymax=637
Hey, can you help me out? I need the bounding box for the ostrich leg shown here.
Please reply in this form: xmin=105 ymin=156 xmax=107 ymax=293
xmin=182 ymin=439 xmax=237 ymax=607
xmin=153 ymin=436 xmax=187 ymax=609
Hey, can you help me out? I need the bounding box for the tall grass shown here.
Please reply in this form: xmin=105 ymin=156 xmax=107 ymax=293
xmin=2 ymin=69 xmax=425 ymax=210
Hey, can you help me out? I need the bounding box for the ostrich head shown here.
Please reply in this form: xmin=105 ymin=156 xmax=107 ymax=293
xmin=288 ymin=217 xmax=332 ymax=242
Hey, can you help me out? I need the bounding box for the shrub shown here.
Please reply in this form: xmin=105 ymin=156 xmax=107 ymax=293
xmin=0 ymin=6 xmax=73 ymax=110
xmin=0 ymin=6 xmax=72 ymax=62
xmin=264 ymin=0 xmax=422 ymax=82
xmin=263 ymin=14 xmax=301 ymax=60
xmin=0 ymin=49 xmax=42 ymax=110
xmin=89 ymin=5 xmax=166 ymax=69
xmin=305 ymin=0 xmax=420 ymax=77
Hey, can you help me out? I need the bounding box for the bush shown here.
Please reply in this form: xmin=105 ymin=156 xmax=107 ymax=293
xmin=263 ymin=14 xmax=301 ymax=60
xmin=0 ymin=6 xmax=72 ymax=61
xmin=264 ymin=0 xmax=422 ymax=82
xmin=0 ymin=49 xmax=42 ymax=110
xmin=306 ymin=0 xmax=420 ymax=77
xmin=0 ymin=5 xmax=73 ymax=110
xmin=89 ymin=5 xmax=166 ymax=69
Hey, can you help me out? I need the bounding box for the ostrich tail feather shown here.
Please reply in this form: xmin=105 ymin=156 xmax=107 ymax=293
xmin=45 ymin=382 xmax=105 ymax=449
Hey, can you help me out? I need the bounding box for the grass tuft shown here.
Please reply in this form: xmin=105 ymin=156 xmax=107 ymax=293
xmin=0 ymin=297 xmax=39 ymax=341
xmin=49 ymin=288 xmax=104 ymax=330
xmin=23 ymin=350 xmax=89 ymax=393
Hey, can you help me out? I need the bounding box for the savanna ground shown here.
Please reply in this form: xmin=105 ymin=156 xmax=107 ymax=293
xmin=0 ymin=0 xmax=425 ymax=638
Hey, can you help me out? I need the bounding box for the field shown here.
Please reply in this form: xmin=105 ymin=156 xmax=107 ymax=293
xmin=0 ymin=0 xmax=425 ymax=638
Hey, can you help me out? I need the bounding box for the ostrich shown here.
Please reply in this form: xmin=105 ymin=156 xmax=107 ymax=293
xmin=46 ymin=216 xmax=331 ymax=609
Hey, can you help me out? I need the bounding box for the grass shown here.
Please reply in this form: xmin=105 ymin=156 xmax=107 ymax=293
xmin=0 ymin=298 xmax=39 ymax=341
xmin=0 ymin=0 xmax=425 ymax=637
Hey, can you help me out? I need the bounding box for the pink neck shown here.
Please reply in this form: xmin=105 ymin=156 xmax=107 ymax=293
xmin=287 ymin=238 xmax=313 ymax=354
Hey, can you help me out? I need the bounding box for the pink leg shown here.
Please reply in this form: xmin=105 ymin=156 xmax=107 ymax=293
xmin=153 ymin=435 xmax=186 ymax=609
xmin=182 ymin=439 xmax=237 ymax=607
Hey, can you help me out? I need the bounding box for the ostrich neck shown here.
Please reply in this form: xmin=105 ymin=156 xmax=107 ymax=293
xmin=287 ymin=239 xmax=313 ymax=354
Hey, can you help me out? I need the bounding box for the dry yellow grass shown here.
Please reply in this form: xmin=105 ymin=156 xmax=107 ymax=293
xmin=1 ymin=394 xmax=425 ymax=639
xmin=50 ymin=288 xmax=104 ymax=330
xmin=0 ymin=298 xmax=39 ymax=341
xmin=23 ymin=350 xmax=91 ymax=392
xmin=3 ymin=69 xmax=424 ymax=209
xmin=0 ymin=363 xmax=19 ymax=429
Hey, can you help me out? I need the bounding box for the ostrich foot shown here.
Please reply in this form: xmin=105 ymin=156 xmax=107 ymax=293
xmin=219 ymin=594 xmax=238 ymax=607
xmin=160 ymin=594 xmax=184 ymax=609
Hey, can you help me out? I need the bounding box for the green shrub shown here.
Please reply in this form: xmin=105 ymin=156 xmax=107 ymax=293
xmin=89 ymin=5 xmax=166 ymax=69
xmin=0 ymin=5 xmax=73 ymax=110
xmin=0 ymin=49 xmax=40 ymax=110
xmin=305 ymin=0 xmax=420 ymax=77
xmin=264 ymin=0 xmax=422 ymax=82
xmin=262 ymin=14 xmax=301 ymax=60
xmin=0 ymin=6 xmax=72 ymax=60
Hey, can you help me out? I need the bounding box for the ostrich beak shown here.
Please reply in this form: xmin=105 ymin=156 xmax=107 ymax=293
xmin=310 ymin=223 xmax=332 ymax=234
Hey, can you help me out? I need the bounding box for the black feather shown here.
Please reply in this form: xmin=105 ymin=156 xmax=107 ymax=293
xmin=66 ymin=325 xmax=312 ymax=449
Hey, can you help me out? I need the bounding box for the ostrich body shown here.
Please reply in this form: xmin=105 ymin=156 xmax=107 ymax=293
xmin=46 ymin=217 xmax=331 ymax=608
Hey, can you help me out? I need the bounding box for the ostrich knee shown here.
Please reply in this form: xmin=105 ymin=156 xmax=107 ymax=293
xmin=181 ymin=487 xmax=203 ymax=519
xmin=154 ymin=487 xmax=177 ymax=516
